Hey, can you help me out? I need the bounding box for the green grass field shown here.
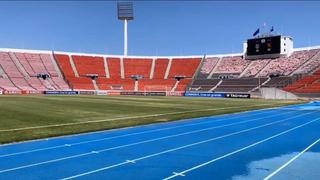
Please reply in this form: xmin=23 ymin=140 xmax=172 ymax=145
xmin=0 ymin=95 xmax=305 ymax=144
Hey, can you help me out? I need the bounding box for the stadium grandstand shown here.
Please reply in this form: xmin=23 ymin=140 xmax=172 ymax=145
xmin=0 ymin=45 xmax=319 ymax=97
xmin=1 ymin=1 xmax=320 ymax=180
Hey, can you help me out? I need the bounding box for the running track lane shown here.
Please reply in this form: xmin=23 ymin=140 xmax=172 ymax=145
xmin=0 ymin=103 xmax=319 ymax=179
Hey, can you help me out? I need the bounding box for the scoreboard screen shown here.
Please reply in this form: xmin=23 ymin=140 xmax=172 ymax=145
xmin=247 ymin=36 xmax=281 ymax=56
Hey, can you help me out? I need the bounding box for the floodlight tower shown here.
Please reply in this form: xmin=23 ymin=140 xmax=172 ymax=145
xmin=117 ymin=2 xmax=134 ymax=56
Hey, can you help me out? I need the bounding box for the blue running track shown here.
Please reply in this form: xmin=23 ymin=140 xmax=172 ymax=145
xmin=0 ymin=102 xmax=320 ymax=180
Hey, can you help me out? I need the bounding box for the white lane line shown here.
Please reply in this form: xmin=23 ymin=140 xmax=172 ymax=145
xmin=0 ymin=108 xmax=276 ymax=158
xmin=163 ymin=117 xmax=320 ymax=180
xmin=60 ymin=112 xmax=315 ymax=180
xmin=0 ymin=111 xmax=296 ymax=174
xmin=0 ymin=103 xmax=283 ymax=132
xmin=264 ymin=137 xmax=320 ymax=180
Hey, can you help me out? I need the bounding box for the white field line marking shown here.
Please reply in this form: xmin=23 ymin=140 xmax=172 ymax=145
xmin=264 ymin=137 xmax=320 ymax=180
xmin=0 ymin=109 xmax=275 ymax=158
xmin=0 ymin=103 xmax=284 ymax=132
xmin=0 ymin=104 xmax=278 ymax=148
xmin=163 ymin=117 xmax=320 ymax=180
xmin=60 ymin=112 xmax=315 ymax=180
xmin=0 ymin=111 xmax=296 ymax=174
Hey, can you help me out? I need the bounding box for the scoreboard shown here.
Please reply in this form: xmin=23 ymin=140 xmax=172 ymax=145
xmin=246 ymin=35 xmax=281 ymax=56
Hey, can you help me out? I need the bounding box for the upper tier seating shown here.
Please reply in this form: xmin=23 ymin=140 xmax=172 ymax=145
xmin=241 ymin=59 xmax=270 ymax=77
xmin=55 ymin=54 xmax=75 ymax=77
xmin=258 ymin=50 xmax=318 ymax=77
xmin=72 ymin=55 xmax=106 ymax=77
xmin=293 ymin=49 xmax=320 ymax=74
xmin=197 ymin=57 xmax=220 ymax=79
xmin=0 ymin=52 xmax=24 ymax=78
xmin=124 ymin=58 xmax=152 ymax=78
xmin=107 ymin=57 xmax=121 ymax=79
xmin=15 ymin=53 xmax=48 ymax=76
xmin=153 ymin=58 xmax=169 ymax=79
xmin=213 ymin=56 xmax=249 ymax=74
xmin=40 ymin=54 xmax=59 ymax=77
xmin=168 ymin=58 xmax=201 ymax=78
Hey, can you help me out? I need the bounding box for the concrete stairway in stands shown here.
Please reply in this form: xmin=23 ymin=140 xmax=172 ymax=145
xmin=103 ymin=57 xmax=110 ymax=78
xmin=120 ymin=57 xmax=125 ymax=79
xmin=9 ymin=52 xmax=29 ymax=78
xmin=50 ymin=53 xmax=63 ymax=78
xmin=207 ymin=58 xmax=222 ymax=79
xmin=69 ymin=55 xmax=79 ymax=77
xmin=209 ymin=79 xmax=223 ymax=92
xmin=92 ymin=79 xmax=99 ymax=90
xmin=164 ymin=58 xmax=172 ymax=79
xmin=171 ymin=80 xmax=179 ymax=92
xmin=0 ymin=64 xmax=8 ymax=78
xmin=134 ymin=80 xmax=138 ymax=91
xmin=149 ymin=58 xmax=156 ymax=79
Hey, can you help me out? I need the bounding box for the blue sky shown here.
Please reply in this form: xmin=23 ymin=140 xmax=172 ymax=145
xmin=0 ymin=1 xmax=319 ymax=56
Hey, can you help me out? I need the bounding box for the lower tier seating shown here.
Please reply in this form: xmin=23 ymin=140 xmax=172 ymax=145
xmin=138 ymin=79 xmax=176 ymax=91
xmin=284 ymin=69 xmax=320 ymax=93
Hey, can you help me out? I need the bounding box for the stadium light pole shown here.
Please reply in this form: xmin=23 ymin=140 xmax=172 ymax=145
xmin=118 ymin=2 xmax=134 ymax=56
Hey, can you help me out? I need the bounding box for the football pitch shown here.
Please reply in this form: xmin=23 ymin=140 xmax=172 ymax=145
xmin=0 ymin=95 xmax=302 ymax=144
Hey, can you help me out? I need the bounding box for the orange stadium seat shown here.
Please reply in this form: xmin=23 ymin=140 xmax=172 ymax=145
xmin=124 ymin=58 xmax=152 ymax=78
xmin=153 ymin=58 xmax=169 ymax=79
xmin=72 ymin=55 xmax=106 ymax=77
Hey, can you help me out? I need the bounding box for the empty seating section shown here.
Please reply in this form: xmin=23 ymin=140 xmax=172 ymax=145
xmin=40 ymin=54 xmax=59 ymax=77
xmin=52 ymin=77 xmax=70 ymax=90
xmin=96 ymin=78 xmax=134 ymax=90
xmin=294 ymin=49 xmax=320 ymax=74
xmin=15 ymin=53 xmax=47 ymax=76
xmin=262 ymin=76 xmax=294 ymax=88
xmin=188 ymin=79 xmax=221 ymax=91
xmin=175 ymin=79 xmax=192 ymax=91
xmin=241 ymin=59 xmax=270 ymax=77
xmin=213 ymin=56 xmax=249 ymax=74
xmin=10 ymin=78 xmax=34 ymax=90
xmin=0 ymin=78 xmax=19 ymax=91
xmin=0 ymin=52 xmax=23 ymax=77
xmin=168 ymin=58 xmax=201 ymax=78
xmin=0 ymin=51 xmax=69 ymax=91
xmin=258 ymin=50 xmax=318 ymax=77
xmin=138 ymin=79 xmax=176 ymax=91
xmin=214 ymin=78 xmax=267 ymax=93
xmin=153 ymin=59 xmax=169 ymax=79
xmin=124 ymin=58 xmax=152 ymax=78
xmin=107 ymin=58 xmax=121 ymax=79
xmin=27 ymin=78 xmax=43 ymax=90
xmin=67 ymin=77 xmax=94 ymax=90
xmin=198 ymin=57 xmax=219 ymax=78
xmin=55 ymin=54 xmax=75 ymax=77
xmin=284 ymin=69 xmax=320 ymax=93
xmin=72 ymin=55 xmax=106 ymax=77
